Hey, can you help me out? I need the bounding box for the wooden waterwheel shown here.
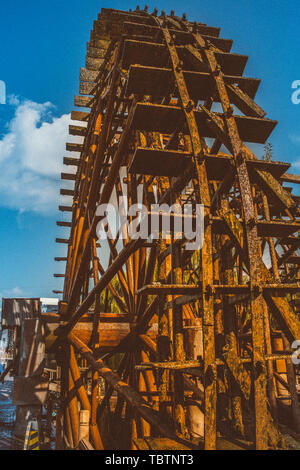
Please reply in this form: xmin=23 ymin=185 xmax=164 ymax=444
xmin=53 ymin=6 xmax=300 ymax=450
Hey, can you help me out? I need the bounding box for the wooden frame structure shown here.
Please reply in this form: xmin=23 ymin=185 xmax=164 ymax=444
xmin=52 ymin=6 xmax=300 ymax=450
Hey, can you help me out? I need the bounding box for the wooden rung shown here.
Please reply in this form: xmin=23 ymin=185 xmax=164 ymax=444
xmin=256 ymin=220 xmax=300 ymax=237
xmin=61 ymin=172 xmax=76 ymax=181
xmin=79 ymin=82 xmax=95 ymax=96
xmin=136 ymin=360 xmax=201 ymax=370
xmin=86 ymin=56 xmax=104 ymax=71
xmin=53 ymin=274 xmax=65 ymax=278
xmin=59 ymin=205 xmax=73 ymax=212
xmin=137 ymin=282 xmax=300 ymax=297
xmin=63 ymin=156 xmax=81 ymax=166
xmin=56 ymin=221 xmax=72 ymax=227
xmin=60 ymin=189 xmax=74 ymax=196
xmin=136 ymin=284 xmax=201 ymax=296
xmin=74 ymin=95 xmax=93 ymax=108
xmin=66 ymin=142 xmax=83 ymax=152
xmin=263 ymin=283 xmax=300 ymax=293
xmin=79 ymin=67 xmax=98 ymax=82
xmin=55 ymin=238 xmax=70 ymax=244
xmin=69 ymin=125 xmax=87 ymax=137
xmin=281 ymin=173 xmax=300 ymax=184
xmin=54 ymin=257 xmax=67 ymax=262
xmin=87 ymin=45 xmax=106 ymax=59
xmin=71 ymin=110 xmax=89 ymax=122
xmin=52 ymin=290 xmax=63 ymax=294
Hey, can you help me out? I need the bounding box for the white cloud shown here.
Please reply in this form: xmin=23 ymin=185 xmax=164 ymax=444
xmin=0 ymin=96 xmax=81 ymax=214
xmin=0 ymin=286 xmax=23 ymax=301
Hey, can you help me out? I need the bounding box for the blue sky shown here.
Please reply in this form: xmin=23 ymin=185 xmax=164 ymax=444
xmin=0 ymin=0 xmax=300 ymax=302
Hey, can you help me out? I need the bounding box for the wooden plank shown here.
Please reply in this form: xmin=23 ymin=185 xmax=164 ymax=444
xmin=60 ymin=188 xmax=74 ymax=196
xmin=71 ymin=110 xmax=89 ymax=122
xmin=281 ymin=173 xmax=300 ymax=184
xmin=87 ymin=45 xmax=106 ymax=59
xmin=59 ymin=205 xmax=72 ymax=212
xmin=256 ymin=220 xmax=300 ymax=237
xmin=254 ymin=169 xmax=296 ymax=209
xmin=86 ymin=56 xmax=104 ymax=71
xmin=55 ymin=238 xmax=70 ymax=244
xmin=136 ymin=284 xmax=202 ymax=296
xmin=122 ymin=39 xmax=247 ymax=75
xmin=63 ymin=156 xmax=81 ymax=166
xmin=130 ymin=102 xmax=277 ymax=144
xmin=126 ymin=65 xmax=260 ymax=100
xmin=69 ymin=125 xmax=87 ymax=136
xmin=79 ymin=82 xmax=95 ymax=95
xmin=61 ymin=172 xmax=76 ymax=181
xmin=122 ymin=21 xmax=230 ymax=50
xmin=129 ymin=147 xmax=191 ymax=176
xmin=79 ymin=67 xmax=98 ymax=82
xmin=56 ymin=221 xmax=72 ymax=228
xmin=66 ymin=142 xmax=83 ymax=152
xmin=74 ymin=95 xmax=93 ymax=108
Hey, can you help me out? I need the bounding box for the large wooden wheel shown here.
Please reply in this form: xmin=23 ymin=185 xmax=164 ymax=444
xmin=53 ymin=7 xmax=300 ymax=450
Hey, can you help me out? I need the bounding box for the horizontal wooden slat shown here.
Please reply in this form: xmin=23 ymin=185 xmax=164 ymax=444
xmin=60 ymin=188 xmax=74 ymax=196
xmin=281 ymin=173 xmax=300 ymax=184
xmin=71 ymin=110 xmax=89 ymax=121
xmin=129 ymin=147 xmax=191 ymax=176
xmin=101 ymin=8 xmax=220 ymax=36
xmin=79 ymin=82 xmax=95 ymax=95
xmin=122 ymin=39 xmax=248 ymax=76
xmin=80 ymin=67 xmax=98 ymax=82
xmin=59 ymin=205 xmax=73 ymax=212
xmin=122 ymin=21 xmax=229 ymax=50
xmin=87 ymin=45 xmax=107 ymax=58
xmin=56 ymin=221 xmax=72 ymax=227
xmin=213 ymin=216 xmax=300 ymax=238
xmin=256 ymin=220 xmax=300 ymax=237
xmin=61 ymin=172 xmax=76 ymax=181
xmin=74 ymin=95 xmax=93 ymax=108
xmin=66 ymin=142 xmax=83 ymax=152
xmin=126 ymin=65 xmax=260 ymax=99
xmin=130 ymin=102 xmax=277 ymax=144
xmin=86 ymin=56 xmax=104 ymax=71
xmin=63 ymin=156 xmax=81 ymax=166
xmin=55 ymin=238 xmax=70 ymax=244
xmin=69 ymin=125 xmax=87 ymax=136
